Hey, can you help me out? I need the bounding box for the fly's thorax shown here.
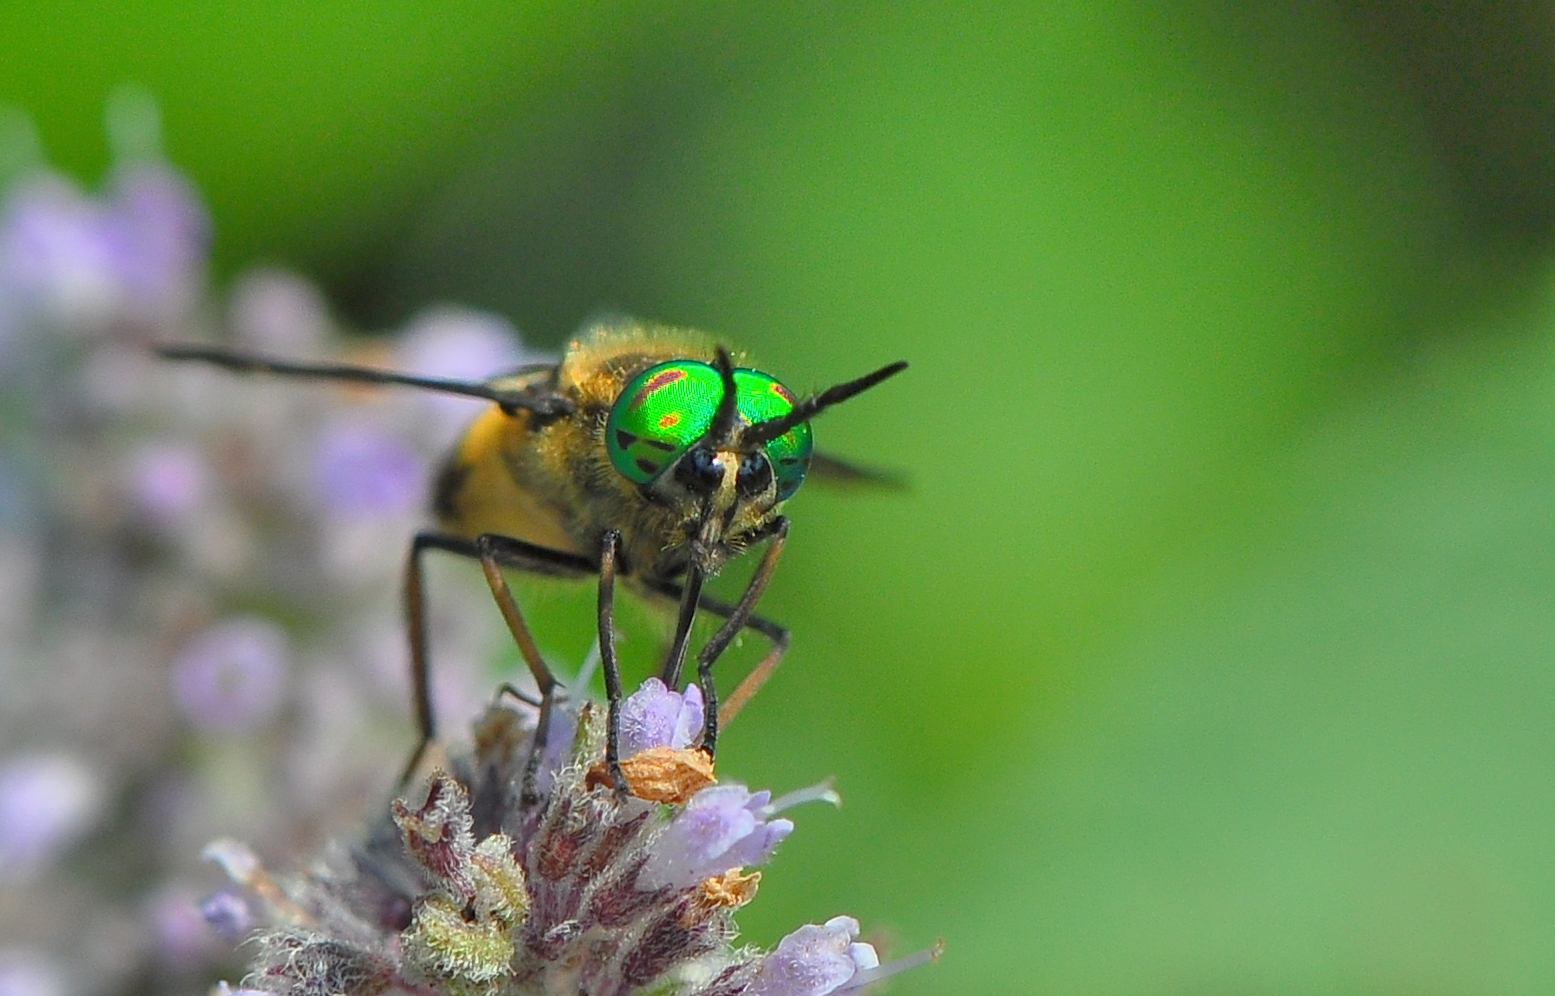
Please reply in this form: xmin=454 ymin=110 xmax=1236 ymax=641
xmin=488 ymin=392 xmax=694 ymax=582
xmin=432 ymin=405 xmax=584 ymax=555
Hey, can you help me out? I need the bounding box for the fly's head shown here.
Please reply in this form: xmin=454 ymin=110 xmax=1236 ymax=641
xmin=604 ymin=347 xmax=905 ymax=577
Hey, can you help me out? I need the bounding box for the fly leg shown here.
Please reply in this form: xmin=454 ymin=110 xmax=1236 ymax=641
xmin=644 ymin=586 xmax=791 ymax=751
xmin=400 ymin=531 xmax=471 ymax=786
xmin=492 ymin=685 xmax=541 ymax=707
xmin=400 ymin=530 xmax=592 ymax=800
xmin=658 ymin=565 xmax=705 ymax=689
xmin=692 ymin=517 xmax=789 ymax=756
xmin=644 ymin=516 xmax=792 ymax=757
xmin=598 ymin=530 xmax=628 ymax=796
xmin=710 ymin=605 xmax=789 ymax=730
xmin=475 ymin=533 xmax=594 ymax=805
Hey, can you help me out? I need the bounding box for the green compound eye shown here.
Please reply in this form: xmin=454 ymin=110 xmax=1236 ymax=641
xmin=606 ymin=359 xmax=814 ymax=499
xmin=607 ymin=361 xmax=725 ymax=484
xmin=731 ymin=369 xmax=813 ymax=501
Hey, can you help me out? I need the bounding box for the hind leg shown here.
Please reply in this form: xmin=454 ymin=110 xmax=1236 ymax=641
xmin=399 ymin=530 xmax=592 ymax=797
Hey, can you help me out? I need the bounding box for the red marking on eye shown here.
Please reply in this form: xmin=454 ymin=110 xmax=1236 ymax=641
xmin=772 ymin=383 xmax=795 ymax=403
xmin=658 ymin=412 xmax=681 ymax=430
xmin=631 ymin=368 xmax=686 ymax=408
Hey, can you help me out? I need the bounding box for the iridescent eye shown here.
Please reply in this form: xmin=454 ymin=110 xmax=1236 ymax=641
xmin=607 ymin=361 xmax=724 ymax=484
xmin=732 ymin=369 xmax=813 ymax=501
xmin=607 ymin=360 xmax=813 ymax=498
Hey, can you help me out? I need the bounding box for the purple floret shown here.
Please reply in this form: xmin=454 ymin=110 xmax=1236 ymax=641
xmin=106 ymin=163 xmax=209 ymax=313
xmin=0 ymin=162 xmax=207 ymax=333
xmin=0 ymin=753 xmax=103 ymax=877
xmin=311 ymin=423 xmax=425 ymax=517
xmin=172 ymin=617 xmax=291 ymax=734
xmin=200 ymin=889 xmax=254 ymax=944
xmin=638 ymin=784 xmax=793 ymax=890
xmin=618 ymin=677 xmax=704 ymax=758
xmin=747 ymin=917 xmax=879 ymax=996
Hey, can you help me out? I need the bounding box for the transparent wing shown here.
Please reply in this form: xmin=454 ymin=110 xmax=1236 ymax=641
xmin=808 ymin=451 xmax=909 ymax=489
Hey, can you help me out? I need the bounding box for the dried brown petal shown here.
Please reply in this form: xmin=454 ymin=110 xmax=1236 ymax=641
xmin=591 ymin=746 xmax=717 ymax=804
xmin=698 ymin=868 xmax=761 ymax=910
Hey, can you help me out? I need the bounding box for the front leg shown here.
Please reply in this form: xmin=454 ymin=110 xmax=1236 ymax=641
xmin=658 ymin=564 xmax=706 ymax=689
xmin=597 ymin=530 xmax=628 ymax=795
xmin=693 ymin=517 xmax=790 ymax=756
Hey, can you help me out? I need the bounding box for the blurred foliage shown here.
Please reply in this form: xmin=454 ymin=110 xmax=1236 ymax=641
xmin=9 ymin=1 xmax=1555 ymax=993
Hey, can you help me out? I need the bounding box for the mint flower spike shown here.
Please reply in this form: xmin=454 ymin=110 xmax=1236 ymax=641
xmin=390 ymin=771 xmax=478 ymax=904
xmin=203 ymin=675 xmax=938 ymax=996
xmin=0 ymin=157 xmax=207 ymax=334
xmin=638 ymin=784 xmax=793 ymax=891
xmin=619 ymin=676 xmax=704 ymax=757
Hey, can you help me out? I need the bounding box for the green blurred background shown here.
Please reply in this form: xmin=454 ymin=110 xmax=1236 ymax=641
xmin=11 ymin=1 xmax=1555 ymax=991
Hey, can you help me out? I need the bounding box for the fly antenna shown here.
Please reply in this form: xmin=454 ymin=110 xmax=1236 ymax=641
xmin=154 ymin=342 xmax=574 ymax=416
xmin=706 ymin=345 xmax=742 ymax=447
xmin=744 ymin=360 xmax=908 ymax=445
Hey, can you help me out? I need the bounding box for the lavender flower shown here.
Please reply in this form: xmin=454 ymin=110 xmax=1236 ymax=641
xmin=148 ymin=884 xmax=223 ymax=968
xmin=747 ymin=918 xmax=875 ymax=996
xmin=618 ymin=677 xmax=704 ymax=758
xmin=201 ymin=889 xmax=255 ymax=944
xmin=0 ymin=175 xmax=121 ymax=329
xmin=125 ymin=440 xmax=210 ymax=522
xmin=311 ymin=421 xmax=426 ymax=518
xmin=171 ymin=617 xmax=291 ymax=734
xmin=105 ymin=163 xmax=209 ymax=322
xmin=228 ymin=268 xmax=331 ymax=356
xmin=0 ymin=753 xmax=104 ymax=879
xmin=0 ymin=161 xmax=206 ymax=336
xmin=638 ymin=785 xmax=793 ymax=891
xmin=745 ymin=918 xmax=941 ymax=996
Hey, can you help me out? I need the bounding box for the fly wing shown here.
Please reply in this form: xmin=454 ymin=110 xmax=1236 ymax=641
xmin=807 ymin=451 xmax=909 ymax=489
